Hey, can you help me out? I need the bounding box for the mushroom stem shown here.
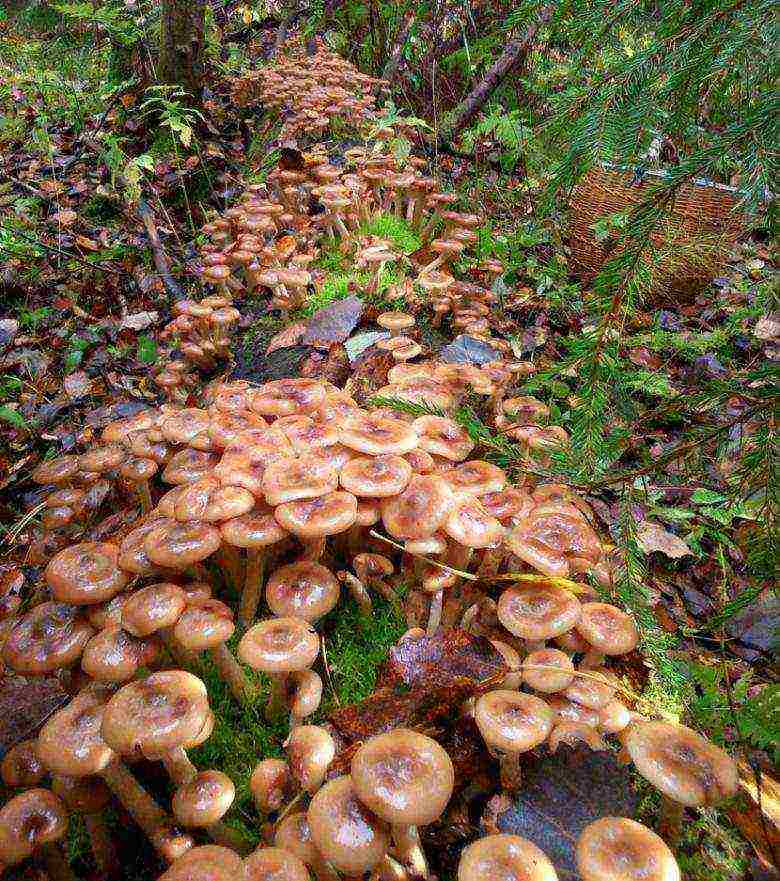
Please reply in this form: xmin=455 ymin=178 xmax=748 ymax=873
xmin=658 ymin=796 xmax=685 ymax=848
xmin=216 ymin=545 xmax=243 ymax=592
xmin=209 ymin=642 xmax=252 ymax=704
xmin=240 ymin=548 xmax=265 ymax=628
xmin=580 ymin=649 xmax=606 ymax=671
xmin=340 ymin=572 xmax=373 ymax=616
xmin=160 ymin=628 xmax=197 ymax=669
xmin=100 ymin=760 xmax=192 ymax=862
xmin=205 ymin=820 xmax=253 ymax=855
xmin=301 ymin=537 xmax=326 ymax=561
xmin=192 ymin=562 xmax=210 ymax=583
xmin=84 ymin=812 xmax=119 ymax=878
xmin=161 ymin=746 xmax=197 ymax=786
xmin=426 ymin=590 xmax=444 ymax=634
xmin=40 ymin=843 xmax=77 ymax=881
xmin=266 ymin=672 xmax=289 ymax=721
xmin=392 ymin=824 xmax=428 ymax=880
xmin=137 ymin=481 xmax=153 ymax=514
xmin=498 ymin=752 xmax=522 ymax=792
xmin=308 ymin=852 xmax=342 ymax=881
xmin=370 ymin=854 xmax=410 ymax=881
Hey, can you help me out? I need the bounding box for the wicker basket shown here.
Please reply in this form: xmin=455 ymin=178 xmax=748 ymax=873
xmin=569 ymin=166 xmax=744 ymax=300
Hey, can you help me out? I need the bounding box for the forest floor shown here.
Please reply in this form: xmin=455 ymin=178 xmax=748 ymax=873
xmin=0 ymin=5 xmax=777 ymax=881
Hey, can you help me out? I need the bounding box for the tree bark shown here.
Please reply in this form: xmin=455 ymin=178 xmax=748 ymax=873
xmin=382 ymin=14 xmax=415 ymax=83
xmin=159 ymin=0 xmax=206 ymax=97
xmin=439 ymin=4 xmax=554 ymax=147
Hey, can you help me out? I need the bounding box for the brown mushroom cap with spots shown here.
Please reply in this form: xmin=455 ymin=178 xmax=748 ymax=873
xmin=340 ymin=455 xmax=413 ymax=498
xmin=623 ymin=720 xmax=739 ymax=808
xmin=339 ymin=412 xmax=419 ymax=456
xmin=46 ymin=542 xmax=130 ymax=605
xmin=412 ymin=416 xmax=474 ymax=462
xmin=239 ymin=618 xmax=319 ymax=674
xmin=444 ymin=497 xmax=505 ymax=548
xmin=250 ymin=759 xmax=294 ymax=816
xmin=262 ymin=455 xmax=339 ymax=506
xmin=307 ymin=775 xmax=390 ymax=876
xmin=381 ymin=474 xmax=454 ymax=540
xmin=457 ymin=833 xmax=558 ymax=881
xmin=265 ymin=561 xmax=340 ymax=622
xmin=575 ymin=602 xmax=639 ymax=660
xmin=32 ymin=454 xmax=81 ymax=485
xmin=158 ymin=845 xmax=243 ymax=881
xmin=243 ymin=846 xmax=311 ymax=881
xmin=162 ymin=449 xmax=219 ymax=485
xmin=0 ymin=788 xmax=69 ymax=868
xmin=143 ymin=519 xmax=221 ymax=569
xmin=1 ymin=740 xmax=45 ymax=789
xmin=122 ymin=583 xmax=188 ymax=637
xmin=274 ymin=492 xmax=358 ymax=538
xmin=172 ymin=770 xmax=235 ymax=828
xmin=497 ymin=584 xmax=582 ymax=644
xmin=576 ymin=817 xmax=680 ymax=881
xmin=3 ymin=601 xmax=94 ymax=675
xmin=251 ymin=379 xmax=327 ymax=417
xmin=82 ymin=624 xmax=160 ymax=682
xmin=274 ymin=812 xmax=337 ymax=881
xmin=522 ymin=648 xmax=575 ymax=694
xmin=172 ymin=479 xmax=255 ymax=523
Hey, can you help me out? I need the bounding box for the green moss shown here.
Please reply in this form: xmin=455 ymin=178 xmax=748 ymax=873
xmin=358 ymin=213 xmax=422 ymax=256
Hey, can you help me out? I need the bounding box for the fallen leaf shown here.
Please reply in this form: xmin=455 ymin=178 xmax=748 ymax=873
xmin=0 ymin=319 xmax=19 ymax=346
xmin=119 ymin=311 xmax=159 ymax=332
xmin=484 ymin=745 xmax=639 ymax=879
xmin=754 ymin=314 xmax=780 ymax=342
xmin=440 ymin=334 xmax=504 ymax=365
xmin=344 ymin=331 xmax=390 ymax=362
xmin=0 ymin=676 xmax=68 ymax=753
xmin=302 ymin=295 xmax=364 ymax=347
xmin=636 ymin=520 xmax=692 ymax=558
xmin=63 ymin=370 xmax=91 ymax=400
xmin=75 ymin=235 xmax=99 ymax=252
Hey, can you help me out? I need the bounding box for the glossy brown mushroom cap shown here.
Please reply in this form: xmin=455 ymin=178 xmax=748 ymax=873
xmin=340 ymin=455 xmax=413 ymax=498
xmin=173 ymin=770 xmax=235 ymax=827
xmin=46 ymin=542 xmax=130 ymax=604
xmin=265 ymin=562 xmax=340 ymax=622
xmin=457 ymin=833 xmax=558 ymax=881
xmin=351 ymin=728 xmax=454 ymax=826
xmin=143 ymin=520 xmax=221 ymax=569
xmin=1 ymin=740 xmax=45 ymax=788
xmin=37 ymin=687 xmax=115 ymax=776
xmin=623 ymin=721 xmax=739 ymax=807
xmin=576 ymin=817 xmax=680 ymax=881
xmin=3 ymin=602 xmax=94 ymax=674
xmin=173 ymin=600 xmax=235 ymax=651
xmin=250 ymin=759 xmax=294 ymax=814
xmin=243 ymin=846 xmax=310 ymax=881
xmin=287 ymin=725 xmax=336 ymax=795
xmin=0 ymin=788 xmax=68 ymax=866
xmin=474 ymin=690 xmax=554 ymax=754
xmin=239 ymin=618 xmax=319 ymax=673
xmin=522 ymin=648 xmax=575 ymax=694
xmin=575 ymin=603 xmax=639 ymax=656
xmin=307 ymin=775 xmax=389 ymax=875
xmin=82 ymin=624 xmax=158 ymax=682
xmin=122 ymin=583 xmax=187 ymax=637
xmin=101 ymin=670 xmax=210 ymax=760
xmin=274 ymin=491 xmax=358 ymax=538
xmin=51 ymin=774 xmax=111 ymax=814
xmin=158 ymin=844 xmax=243 ymax=881
xmin=380 ymin=474 xmax=454 ymax=540
xmin=497 ymin=585 xmax=581 ymax=641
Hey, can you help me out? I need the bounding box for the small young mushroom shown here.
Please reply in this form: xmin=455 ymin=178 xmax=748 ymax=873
xmin=172 ymin=770 xmax=250 ymax=854
xmin=352 ymin=729 xmax=454 ymax=880
xmin=0 ymin=788 xmax=73 ymax=881
xmin=266 ymin=561 xmax=340 ymax=623
xmin=1 ymin=740 xmax=45 ymax=788
xmin=289 ymin=669 xmax=324 ymax=729
xmin=598 ymin=700 xmax=633 ymax=734
xmin=173 ymin=599 xmax=252 ymax=704
xmin=250 ymin=759 xmax=295 ymax=820
xmin=457 ymin=833 xmax=558 ymax=881
xmin=497 ymin=585 xmax=582 ymax=652
xmin=575 ymin=602 xmax=639 ymax=670
xmin=377 ymin=311 xmax=415 ymax=337
xmin=622 ymin=720 xmax=739 ymax=845
xmin=238 ymin=617 xmax=320 ymax=721
xmin=101 ymin=670 xmax=211 ymax=785
xmin=474 ymin=690 xmax=554 ymax=791
xmin=576 ymin=817 xmax=680 ymax=881
xmin=275 ymin=812 xmax=340 ymax=881
xmin=308 ymin=775 xmax=390 ymax=877
xmin=243 ymin=846 xmax=311 ymax=881
xmin=159 ymin=845 xmax=243 ymax=881
xmin=286 ymin=724 xmax=336 ymax=795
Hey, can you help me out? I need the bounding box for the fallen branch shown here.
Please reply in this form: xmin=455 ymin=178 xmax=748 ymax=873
xmin=136 ymin=197 xmax=186 ymax=301
xmin=438 ymin=5 xmax=554 ymax=149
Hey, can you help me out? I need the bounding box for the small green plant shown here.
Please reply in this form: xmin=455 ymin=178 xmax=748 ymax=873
xmin=138 ymin=85 xmax=205 ymax=150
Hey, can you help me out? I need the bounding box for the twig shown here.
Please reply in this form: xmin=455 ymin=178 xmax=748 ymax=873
xmin=136 ymin=196 xmax=186 ymax=301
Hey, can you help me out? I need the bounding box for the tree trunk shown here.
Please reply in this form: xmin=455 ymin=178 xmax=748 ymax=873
xmin=159 ymin=0 xmax=206 ymax=97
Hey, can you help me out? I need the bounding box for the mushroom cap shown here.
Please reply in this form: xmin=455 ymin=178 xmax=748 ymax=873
xmin=1 ymin=740 xmax=46 ymax=788
xmin=243 ymin=846 xmax=310 ymax=881
xmin=251 ymin=379 xmax=326 ymax=417
xmin=221 ymin=505 xmax=289 ymax=549
xmin=576 ymin=817 xmax=680 ymax=881
xmin=274 ymin=492 xmax=358 ymax=538
xmin=38 ymin=687 xmax=115 ymax=776
xmin=118 ymin=515 xmax=171 ymax=575
xmin=173 ymin=599 xmax=235 ymax=651
xmin=0 ymin=788 xmax=68 ymax=866
xmin=474 ymin=690 xmax=554 ymax=754
xmin=481 ymin=488 xmax=534 ymax=523
xmin=143 ymin=519 xmax=221 ymax=568
xmin=623 ymin=721 xmax=739 ymax=807
xmin=340 ymin=455 xmax=413 ymax=498
xmin=575 ymin=603 xmax=638 ymax=656
xmin=457 ymin=833 xmax=558 ymax=881
xmin=522 ymin=648 xmax=575 ymax=693
xmin=82 ymin=624 xmax=157 ymax=682
xmin=121 ymin=456 xmax=158 ymax=483
xmin=173 ymin=770 xmax=236 ymax=828
xmin=377 ymin=312 xmax=415 ymax=333
xmin=412 ymin=416 xmax=474 ymax=462
xmin=445 ymin=460 xmax=507 ymax=496
xmin=250 ymin=759 xmax=294 ymax=814
xmin=159 ymin=845 xmax=243 ymax=881
xmin=3 ymin=601 xmax=94 ymax=674
xmin=163 ymin=449 xmax=219 ymax=486
xmin=444 ymin=497 xmax=505 ymax=548
xmin=79 ymin=444 xmax=125 ymax=474
xmin=563 ymin=670 xmax=617 ymax=710
xmin=497 ymin=585 xmax=582 ymax=641
xmin=160 ymin=409 xmax=211 ymax=446
xmin=238 ymin=618 xmax=319 ymax=673
xmin=381 ymin=474 xmax=454 ymax=540
xmin=122 ymin=582 xmax=187 ymax=637
xmin=287 ymin=725 xmax=336 ymax=794
xmin=173 ymin=480 xmax=255 ymax=523
xmin=266 ymin=562 xmax=340 ymax=622
xmin=339 ymin=413 xmax=419 ymax=456
xmin=307 ymin=775 xmax=389 ymax=875
xmin=101 ymin=670 xmax=210 ymax=760
xmin=46 ymin=542 xmax=130 ymax=604
xmin=506 ymin=506 xmax=601 ymax=578
xmin=262 ymin=454 xmax=338 ymax=505
xmin=51 ymin=774 xmax=111 ymax=814
xmin=274 ymin=812 xmax=321 ymax=868
xmin=351 ymin=729 xmax=454 ymax=826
